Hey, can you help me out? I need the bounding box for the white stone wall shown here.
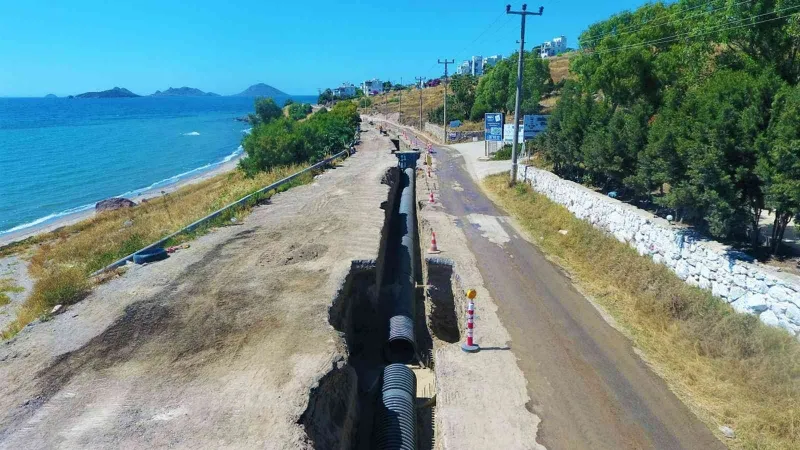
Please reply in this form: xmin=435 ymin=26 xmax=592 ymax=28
xmin=518 ymin=165 xmax=800 ymax=337
xmin=424 ymin=122 xmax=445 ymax=142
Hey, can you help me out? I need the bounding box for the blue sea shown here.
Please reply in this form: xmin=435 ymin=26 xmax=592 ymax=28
xmin=0 ymin=95 xmax=316 ymax=237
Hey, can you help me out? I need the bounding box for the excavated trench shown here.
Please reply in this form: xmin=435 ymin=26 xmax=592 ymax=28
xmin=299 ymin=159 xmax=458 ymax=449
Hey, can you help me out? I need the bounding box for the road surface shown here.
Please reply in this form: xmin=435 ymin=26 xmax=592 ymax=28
xmin=432 ymin=143 xmax=723 ymax=450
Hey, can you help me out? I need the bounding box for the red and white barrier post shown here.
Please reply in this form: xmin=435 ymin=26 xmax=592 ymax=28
xmin=462 ymin=289 xmax=479 ymax=353
xmin=427 ymin=231 xmax=440 ymax=254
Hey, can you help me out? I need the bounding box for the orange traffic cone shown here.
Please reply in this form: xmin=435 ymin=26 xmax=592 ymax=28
xmin=428 ymin=231 xmax=441 ymax=254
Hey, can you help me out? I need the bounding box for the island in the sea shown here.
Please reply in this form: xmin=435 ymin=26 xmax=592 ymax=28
xmin=150 ymin=87 xmax=220 ymax=97
xmin=233 ymin=83 xmax=287 ymax=98
xmin=75 ymin=87 xmax=140 ymax=98
xmin=44 ymin=94 xmax=58 ymax=98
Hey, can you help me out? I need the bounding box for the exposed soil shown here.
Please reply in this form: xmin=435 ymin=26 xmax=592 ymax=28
xmin=0 ymin=255 xmax=34 ymax=331
xmin=0 ymin=123 xmax=396 ymax=448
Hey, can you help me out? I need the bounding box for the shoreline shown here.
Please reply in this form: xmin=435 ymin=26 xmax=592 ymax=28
xmin=0 ymin=153 xmax=244 ymax=248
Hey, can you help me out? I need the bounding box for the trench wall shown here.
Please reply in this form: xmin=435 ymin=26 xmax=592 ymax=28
xmin=517 ymin=164 xmax=800 ymax=338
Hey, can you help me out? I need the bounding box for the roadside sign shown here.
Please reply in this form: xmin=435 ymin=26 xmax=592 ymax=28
xmin=485 ymin=113 xmax=504 ymax=142
xmin=503 ymin=124 xmax=524 ymax=143
xmin=523 ymin=115 xmax=549 ymax=139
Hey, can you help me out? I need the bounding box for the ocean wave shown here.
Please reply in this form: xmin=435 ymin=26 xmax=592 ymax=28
xmin=242 ymin=128 xmax=252 ymax=135
xmin=183 ymin=131 xmax=201 ymax=136
xmin=0 ymin=145 xmax=246 ymax=237
xmin=2 ymin=203 xmax=96 ymax=234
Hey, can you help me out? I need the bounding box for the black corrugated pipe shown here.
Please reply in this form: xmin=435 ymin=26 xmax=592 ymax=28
xmin=386 ymin=165 xmax=418 ymax=363
xmin=374 ymin=364 xmax=417 ymax=450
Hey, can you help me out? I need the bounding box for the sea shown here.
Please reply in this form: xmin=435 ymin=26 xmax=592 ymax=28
xmin=0 ymin=95 xmax=316 ymax=238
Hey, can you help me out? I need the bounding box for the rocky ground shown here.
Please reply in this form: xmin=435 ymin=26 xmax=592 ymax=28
xmin=0 ymin=124 xmax=395 ymax=449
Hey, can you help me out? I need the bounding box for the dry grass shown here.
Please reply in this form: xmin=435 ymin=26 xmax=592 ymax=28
xmin=1 ymin=163 xmax=314 ymax=339
xmin=547 ymin=53 xmax=574 ymax=84
xmin=484 ymin=174 xmax=800 ymax=449
xmin=364 ymin=85 xmax=445 ymax=125
xmin=363 ymin=54 xmax=575 ymax=125
xmin=0 ymin=278 xmax=24 ymax=306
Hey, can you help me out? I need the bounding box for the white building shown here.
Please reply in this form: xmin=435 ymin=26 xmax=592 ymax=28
xmin=333 ymin=83 xmax=356 ymax=98
xmin=361 ymin=79 xmax=383 ymax=96
xmin=457 ymin=60 xmax=471 ymax=76
xmin=540 ymin=35 xmax=567 ymax=58
xmin=471 ymin=55 xmax=484 ymax=76
xmin=483 ymin=54 xmax=502 ymax=69
xmin=457 ymin=55 xmax=498 ymax=76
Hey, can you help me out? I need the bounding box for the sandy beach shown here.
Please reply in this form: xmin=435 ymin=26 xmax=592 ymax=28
xmin=0 ymin=154 xmax=244 ymax=248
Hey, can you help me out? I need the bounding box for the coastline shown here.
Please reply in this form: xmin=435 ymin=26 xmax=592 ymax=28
xmin=0 ymin=152 xmax=245 ymax=248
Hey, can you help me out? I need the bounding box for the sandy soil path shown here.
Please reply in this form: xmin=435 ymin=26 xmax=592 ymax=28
xmin=0 ymin=125 xmax=395 ymax=449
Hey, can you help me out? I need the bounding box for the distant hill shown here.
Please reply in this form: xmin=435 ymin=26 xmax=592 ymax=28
xmin=76 ymin=87 xmax=140 ymax=98
xmin=150 ymin=87 xmax=220 ymax=97
xmin=44 ymin=94 xmax=58 ymax=98
xmin=232 ymin=83 xmax=287 ymax=98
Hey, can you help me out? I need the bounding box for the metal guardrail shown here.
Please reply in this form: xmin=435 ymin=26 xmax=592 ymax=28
xmin=91 ymin=147 xmax=353 ymax=277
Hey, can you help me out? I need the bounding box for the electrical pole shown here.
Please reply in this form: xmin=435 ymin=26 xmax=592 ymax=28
xmin=415 ymin=77 xmax=426 ymax=131
xmin=399 ymin=76 xmax=403 ymax=125
xmin=506 ymin=4 xmax=543 ymax=185
xmin=438 ymin=59 xmax=454 ymax=143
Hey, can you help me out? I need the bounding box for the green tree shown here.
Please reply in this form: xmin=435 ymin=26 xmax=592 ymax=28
xmin=254 ymin=97 xmax=283 ymax=124
xmin=759 ymin=83 xmax=800 ymax=254
xmin=471 ymin=59 xmax=512 ymax=119
xmin=318 ymin=88 xmax=334 ymax=104
xmin=287 ymin=103 xmax=313 ymax=121
xmin=240 ymin=101 xmax=360 ymax=176
xmin=540 ymin=80 xmax=594 ymax=180
xmin=656 ymin=70 xmax=777 ymax=239
xmin=449 ymin=74 xmax=478 ymax=120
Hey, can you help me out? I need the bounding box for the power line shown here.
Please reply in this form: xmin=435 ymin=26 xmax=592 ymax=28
xmin=581 ymin=0 xmax=755 ymax=46
xmin=425 ymin=12 xmax=511 ymax=76
xmin=591 ymin=5 xmax=800 ymax=55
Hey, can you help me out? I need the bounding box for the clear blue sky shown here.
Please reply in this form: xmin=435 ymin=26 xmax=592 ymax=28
xmin=0 ymin=0 xmax=653 ymax=97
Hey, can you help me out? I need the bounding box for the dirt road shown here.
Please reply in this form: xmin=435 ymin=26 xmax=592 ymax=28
xmin=429 ymin=143 xmax=723 ymax=449
xmin=0 ymin=126 xmax=395 ymax=448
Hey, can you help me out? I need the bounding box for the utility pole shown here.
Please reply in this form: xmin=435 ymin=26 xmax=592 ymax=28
xmin=438 ymin=59 xmax=454 ymax=143
xmin=415 ymin=77 xmax=426 ymax=131
xmin=506 ymin=4 xmax=544 ymax=185
xmin=399 ymin=76 xmax=403 ymax=125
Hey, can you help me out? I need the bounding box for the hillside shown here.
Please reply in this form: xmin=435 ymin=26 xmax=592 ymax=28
xmin=363 ymin=53 xmax=573 ymax=127
xmin=232 ymin=83 xmax=287 ymax=98
xmin=150 ymin=87 xmax=220 ymax=97
xmin=75 ymin=87 xmax=140 ymax=98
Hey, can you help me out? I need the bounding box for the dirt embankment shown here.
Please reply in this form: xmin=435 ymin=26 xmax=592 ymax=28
xmin=0 ymin=125 xmax=396 ymax=448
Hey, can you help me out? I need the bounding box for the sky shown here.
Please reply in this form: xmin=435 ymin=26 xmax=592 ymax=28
xmin=0 ymin=0 xmax=655 ymax=97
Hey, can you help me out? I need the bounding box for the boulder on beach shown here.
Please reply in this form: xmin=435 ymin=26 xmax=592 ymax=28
xmin=95 ymin=197 xmax=137 ymax=212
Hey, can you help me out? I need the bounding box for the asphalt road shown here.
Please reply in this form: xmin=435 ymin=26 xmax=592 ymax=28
xmin=432 ymin=144 xmax=724 ymax=450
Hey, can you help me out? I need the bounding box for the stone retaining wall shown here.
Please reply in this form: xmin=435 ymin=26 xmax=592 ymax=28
xmin=423 ymin=122 xmax=482 ymax=143
xmin=424 ymin=122 xmax=445 ymax=142
xmin=518 ymin=164 xmax=800 ymax=337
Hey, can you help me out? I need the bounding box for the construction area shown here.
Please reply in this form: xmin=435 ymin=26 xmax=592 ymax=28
xmin=0 ymin=122 xmax=541 ymax=449
xmin=0 ymin=116 xmax=733 ymax=449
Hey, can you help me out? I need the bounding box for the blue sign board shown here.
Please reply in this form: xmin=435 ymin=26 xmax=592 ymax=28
xmin=484 ymin=113 xmax=504 ymax=142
